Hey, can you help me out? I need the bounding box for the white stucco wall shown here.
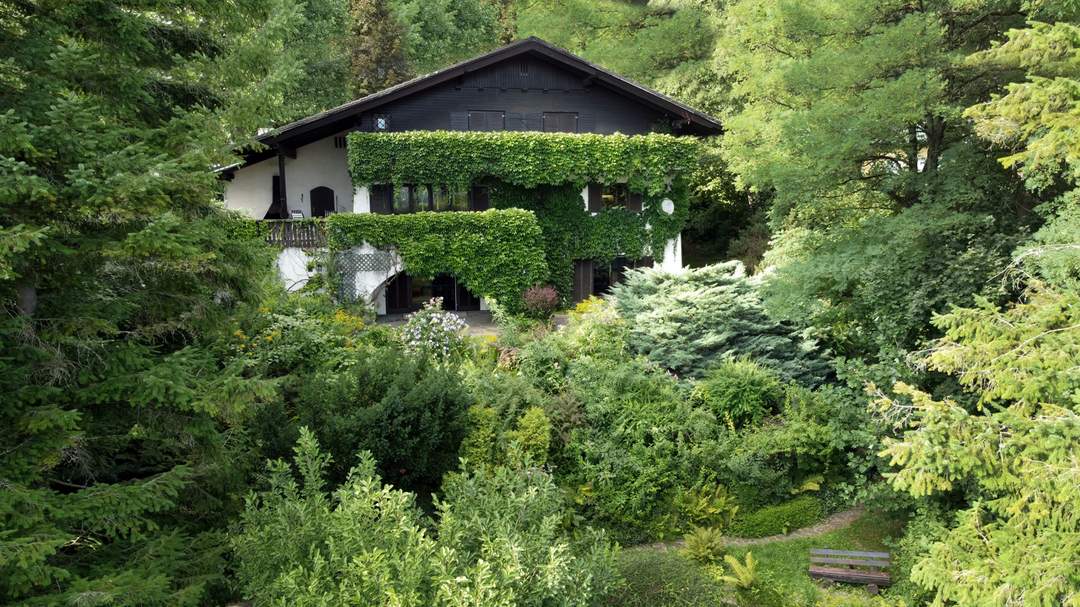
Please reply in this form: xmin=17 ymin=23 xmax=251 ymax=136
xmin=223 ymin=131 xmax=353 ymax=218
xmin=655 ymin=234 xmax=684 ymax=274
xmin=277 ymin=247 xmax=315 ymax=291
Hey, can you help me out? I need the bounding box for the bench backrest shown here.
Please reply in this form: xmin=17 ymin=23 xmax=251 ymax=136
xmin=810 ymin=549 xmax=890 ymax=571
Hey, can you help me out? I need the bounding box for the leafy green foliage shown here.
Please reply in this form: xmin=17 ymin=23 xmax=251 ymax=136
xmin=609 ymin=550 xmax=728 ymax=607
xmin=0 ymin=0 xmax=300 ymax=602
xmin=326 ymin=209 xmax=549 ymax=312
xmin=674 ymin=484 xmax=740 ymax=530
xmin=347 ymin=131 xmax=700 ymax=196
xmin=344 ymin=132 xmax=701 ymax=305
xmin=611 ymin=263 xmax=832 ymax=384
xmin=692 ymin=359 xmax=785 ymax=427
xmin=718 ymin=0 xmax=1026 ymax=221
xmin=233 ymin=430 xmax=619 ymax=606
xmin=491 ymin=183 xmax=687 ymax=303
xmin=682 ymin=526 xmax=727 ymax=565
xmin=763 ymin=205 xmax=1018 ymax=358
xmin=728 ymin=496 xmax=823 ymax=539
xmin=876 ymin=285 xmax=1080 ymax=605
xmin=348 ymin=0 xmax=413 ymax=97
xmin=392 ymin=0 xmax=501 ymax=73
xmin=506 ymin=406 xmax=553 ymax=465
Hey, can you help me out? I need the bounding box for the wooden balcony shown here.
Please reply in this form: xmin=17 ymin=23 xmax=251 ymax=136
xmin=261 ymin=219 xmax=326 ymax=248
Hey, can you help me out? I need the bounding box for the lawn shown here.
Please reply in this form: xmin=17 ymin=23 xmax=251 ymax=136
xmin=608 ymin=510 xmax=907 ymax=607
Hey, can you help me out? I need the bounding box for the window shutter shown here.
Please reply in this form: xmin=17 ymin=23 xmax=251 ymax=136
xmin=627 ymin=191 xmax=643 ymax=212
xmin=523 ymin=113 xmax=543 ymax=131
xmin=370 ymin=184 xmax=392 ymax=214
xmin=543 ymin=112 xmax=578 ymax=133
xmin=470 ymin=186 xmax=490 ymax=211
xmin=587 ymin=183 xmax=603 ymax=213
xmin=573 ymin=260 xmax=594 ymax=302
xmin=449 ymin=112 xmax=468 ymax=131
xmin=468 ymin=111 xmax=505 ymax=131
xmin=505 ymin=112 xmax=524 ymax=131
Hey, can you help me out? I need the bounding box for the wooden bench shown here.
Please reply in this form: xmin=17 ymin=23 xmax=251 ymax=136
xmin=809 ymin=549 xmax=891 ymax=593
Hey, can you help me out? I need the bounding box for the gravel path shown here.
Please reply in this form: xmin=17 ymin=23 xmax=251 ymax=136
xmin=633 ymin=506 xmax=865 ymax=551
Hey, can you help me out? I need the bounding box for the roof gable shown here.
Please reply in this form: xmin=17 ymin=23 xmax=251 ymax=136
xmin=260 ymin=37 xmax=720 ymax=149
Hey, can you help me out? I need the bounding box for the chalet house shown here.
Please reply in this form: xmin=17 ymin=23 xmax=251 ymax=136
xmin=221 ymin=37 xmax=720 ymax=315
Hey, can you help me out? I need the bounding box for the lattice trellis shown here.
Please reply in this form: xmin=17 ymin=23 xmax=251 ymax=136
xmin=335 ymin=249 xmax=398 ymax=302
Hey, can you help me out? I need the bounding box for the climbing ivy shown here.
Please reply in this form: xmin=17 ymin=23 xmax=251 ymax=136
xmin=325 ymin=209 xmax=548 ymax=312
xmin=346 ymin=131 xmax=701 ymax=196
xmin=490 ymin=183 xmax=689 ymax=301
xmin=347 ymin=131 xmax=698 ymax=302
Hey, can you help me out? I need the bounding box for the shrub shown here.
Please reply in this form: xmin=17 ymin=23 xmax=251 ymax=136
xmin=234 ymin=430 xmax=619 ymax=606
xmin=506 ymin=406 xmax=553 ymax=466
xmin=294 ymin=347 xmax=471 ymax=493
xmin=523 ymin=284 xmax=560 ymax=319
xmin=728 ymin=495 xmax=824 ymax=538
xmin=691 ymin=358 xmax=786 ymax=427
xmin=674 ymin=484 xmax=740 ymax=529
xmin=401 ymin=297 xmax=467 ymax=361
xmin=682 ymin=526 xmax=727 ymax=564
xmin=610 ymin=263 xmax=832 ymax=384
xmin=459 ymin=405 xmax=500 ymax=468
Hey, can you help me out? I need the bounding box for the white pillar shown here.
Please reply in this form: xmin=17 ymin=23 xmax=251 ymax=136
xmin=352 ymin=185 xmax=370 ymax=214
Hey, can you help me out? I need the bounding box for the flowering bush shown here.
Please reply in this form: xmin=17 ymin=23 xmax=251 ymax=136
xmin=523 ymin=284 xmax=560 ymax=319
xmin=401 ymin=297 xmax=467 ymax=361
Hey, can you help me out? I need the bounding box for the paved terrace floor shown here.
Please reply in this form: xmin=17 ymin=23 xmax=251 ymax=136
xmin=377 ymin=310 xmax=500 ymax=337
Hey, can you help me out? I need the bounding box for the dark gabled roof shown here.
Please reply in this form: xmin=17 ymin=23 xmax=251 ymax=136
xmin=233 ymin=37 xmax=721 ymax=168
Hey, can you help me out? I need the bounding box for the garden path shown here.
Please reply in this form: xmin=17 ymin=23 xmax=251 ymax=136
xmin=635 ymin=506 xmax=865 ymax=551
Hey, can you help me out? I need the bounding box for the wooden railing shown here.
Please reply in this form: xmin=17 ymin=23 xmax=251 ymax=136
xmin=260 ymin=219 xmax=326 ymax=248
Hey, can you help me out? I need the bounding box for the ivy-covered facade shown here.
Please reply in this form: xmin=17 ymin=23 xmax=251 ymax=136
xmin=220 ymin=37 xmax=719 ymax=314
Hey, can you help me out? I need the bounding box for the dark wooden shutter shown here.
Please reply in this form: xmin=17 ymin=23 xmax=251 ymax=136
xmin=587 ymin=183 xmax=603 ymax=213
xmin=543 ymin=112 xmax=578 ymax=133
xmin=369 ymin=184 xmax=391 ymax=214
xmin=449 ymin=112 xmax=468 ymax=131
xmin=627 ymin=191 xmax=643 ymax=213
xmin=470 ymin=186 xmax=490 ymax=211
xmin=469 ymin=111 xmax=505 ymax=131
xmin=523 ymin=113 xmax=543 ymax=131
xmin=505 ymin=112 xmax=524 ymax=131
xmin=573 ymin=260 xmax=594 ymax=302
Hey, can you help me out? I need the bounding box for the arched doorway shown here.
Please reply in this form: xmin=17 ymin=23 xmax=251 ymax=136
xmin=384 ymin=272 xmax=480 ymax=314
xmin=310 ymin=186 xmax=335 ymax=217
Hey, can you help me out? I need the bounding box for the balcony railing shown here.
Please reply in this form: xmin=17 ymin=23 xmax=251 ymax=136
xmin=261 ymin=219 xmax=326 ymax=248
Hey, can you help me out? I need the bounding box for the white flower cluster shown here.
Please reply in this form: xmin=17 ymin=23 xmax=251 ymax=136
xmin=401 ymin=297 xmax=467 ymax=361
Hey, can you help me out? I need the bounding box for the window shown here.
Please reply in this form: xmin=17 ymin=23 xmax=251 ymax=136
xmin=543 ymin=112 xmax=578 ymax=133
xmin=385 ymin=185 xmax=476 ymax=214
xmin=469 ymin=110 xmax=505 ymax=131
xmin=601 ymin=184 xmax=629 ymax=209
xmin=433 ymin=186 xmax=469 ymax=212
xmin=373 ymin=114 xmax=389 ymax=131
xmin=587 ymin=183 xmax=643 ymax=213
xmin=393 ymin=185 xmax=412 ymax=213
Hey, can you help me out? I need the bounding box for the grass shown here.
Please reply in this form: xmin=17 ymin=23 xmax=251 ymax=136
xmin=605 ymin=549 xmax=729 ymax=606
xmin=611 ymin=510 xmax=907 ymax=607
xmin=729 ymin=509 xmax=906 ymax=604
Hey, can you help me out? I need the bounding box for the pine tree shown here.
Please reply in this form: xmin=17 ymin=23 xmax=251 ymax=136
xmin=348 ymin=0 xmax=413 ymax=98
xmin=0 ymin=1 xmax=299 ymax=603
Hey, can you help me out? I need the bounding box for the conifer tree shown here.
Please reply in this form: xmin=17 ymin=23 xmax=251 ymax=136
xmin=348 ymin=0 xmax=413 ymax=98
xmin=0 ymin=1 xmax=299 ymax=603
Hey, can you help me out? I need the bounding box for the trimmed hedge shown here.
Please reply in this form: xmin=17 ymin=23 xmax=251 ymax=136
xmin=728 ymin=495 xmax=824 ymax=538
xmin=325 ymin=209 xmax=548 ymax=313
